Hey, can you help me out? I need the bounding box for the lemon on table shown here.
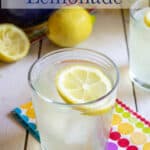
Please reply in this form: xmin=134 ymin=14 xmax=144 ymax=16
xmin=47 ymin=6 xmax=94 ymax=47
xmin=56 ymin=64 xmax=114 ymax=115
xmin=144 ymin=11 xmax=150 ymax=27
xmin=0 ymin=24 xmax=30 ymax=63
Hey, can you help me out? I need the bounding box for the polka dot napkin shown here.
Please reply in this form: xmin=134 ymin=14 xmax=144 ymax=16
xmin=12 ymin=99 xmax=150 ymax=150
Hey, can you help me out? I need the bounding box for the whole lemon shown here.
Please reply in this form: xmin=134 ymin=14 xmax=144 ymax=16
xmin=47 ymin=6 xmax=94 ymax=47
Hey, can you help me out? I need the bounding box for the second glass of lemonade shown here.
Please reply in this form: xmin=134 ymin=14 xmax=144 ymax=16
xmin=129 ymin=0 xmax=150 ymax=90
xmin=28 ymin=48 xmax=119 ymax=150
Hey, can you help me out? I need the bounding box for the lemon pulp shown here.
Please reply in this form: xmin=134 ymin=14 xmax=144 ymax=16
xmin=0 ymin=24 xmax=30 ymax=62
xmin=56 ymin=64 xmax=115 ymax=115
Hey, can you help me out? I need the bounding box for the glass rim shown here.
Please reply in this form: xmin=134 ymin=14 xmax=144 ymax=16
xmin=28 ymin=48 xmax=119 ymax=106
xmin=130 ymin=0 xmax=148 ymax=22
xmin=130 ymin=0 xmax=138 ymax=22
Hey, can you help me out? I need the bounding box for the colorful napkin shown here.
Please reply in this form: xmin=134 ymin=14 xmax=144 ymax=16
xmin=12 ymin=99 xmax=150 ymax=150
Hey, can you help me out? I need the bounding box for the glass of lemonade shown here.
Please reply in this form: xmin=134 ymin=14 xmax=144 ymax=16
xmin=129 ymin=0 xmax=150 ymax=90
xmin=28 ymin=48 xmax=119 ymax=150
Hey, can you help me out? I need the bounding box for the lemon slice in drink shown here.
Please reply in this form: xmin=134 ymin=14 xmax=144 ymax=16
xmin=144 ymin=11 xmax=150 ymax=27
xmin=0 ymin=24 xmax=30 ymax=62
xmin=56 ymin=64 xmax=115 ymax=115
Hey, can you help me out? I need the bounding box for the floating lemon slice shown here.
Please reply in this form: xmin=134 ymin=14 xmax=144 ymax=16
xmin=144 ymin=11 xmax=150 ymax=27
xmin=56 ymin=64 xmax=115 ymax=115
xmin=0 ymin=24 xmax=30 ymax=62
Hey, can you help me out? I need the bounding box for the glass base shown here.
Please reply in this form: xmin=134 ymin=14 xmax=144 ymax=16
xmin=130 ymin=73 xmax=150 ymax=91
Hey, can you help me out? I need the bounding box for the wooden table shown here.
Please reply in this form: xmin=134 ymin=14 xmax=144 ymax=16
xmin=0 ymin=10 xmax=149 ymax=150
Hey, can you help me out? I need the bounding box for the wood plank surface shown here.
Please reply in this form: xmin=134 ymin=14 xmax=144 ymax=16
xmin=0 ymin=42 xmax=40 ymax=150
xmin=27 ymin=10 xmax=136 ymax=150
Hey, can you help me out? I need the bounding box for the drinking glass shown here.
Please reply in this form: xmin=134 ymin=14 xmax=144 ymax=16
xmin=129 ymin=0 xmax=150 ymax=90
xmin=28 ymin=48 xmax=119 ymax=150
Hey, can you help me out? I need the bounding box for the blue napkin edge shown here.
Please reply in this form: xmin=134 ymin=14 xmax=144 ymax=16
xmin=12 ymin=108 xmax=40 ymax=142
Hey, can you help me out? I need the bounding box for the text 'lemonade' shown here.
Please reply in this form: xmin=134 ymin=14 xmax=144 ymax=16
xmin=29 ymin=49 xmax=119 ymax=150
xmin=129 ymin=6 xmax=150 ymax=89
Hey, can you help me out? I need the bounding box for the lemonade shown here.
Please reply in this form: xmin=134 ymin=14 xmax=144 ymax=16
xmin=29 ymin=49 xmax=119 ymax=150
xmin=129 ymin=1 xmax=150 ymax=89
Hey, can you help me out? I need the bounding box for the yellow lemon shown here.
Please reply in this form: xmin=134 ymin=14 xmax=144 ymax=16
xmin=47 ymin=6 xmax=94 ymax=47
xmin=56 ymin=64 xmax=115 ymax=115
xmin=0 ymin=24 xmax=30 ymax=63
xmin=144 ymin=11 xmax=150 ymax=27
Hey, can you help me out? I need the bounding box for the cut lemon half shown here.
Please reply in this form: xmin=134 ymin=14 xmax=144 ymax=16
xmin=144 ymin=11 xmax=150 ymax=27
xmin=56 ymin=64 xmax=115 ymax=115
xmin=0 ymin=24 xmax=30 ymax=62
